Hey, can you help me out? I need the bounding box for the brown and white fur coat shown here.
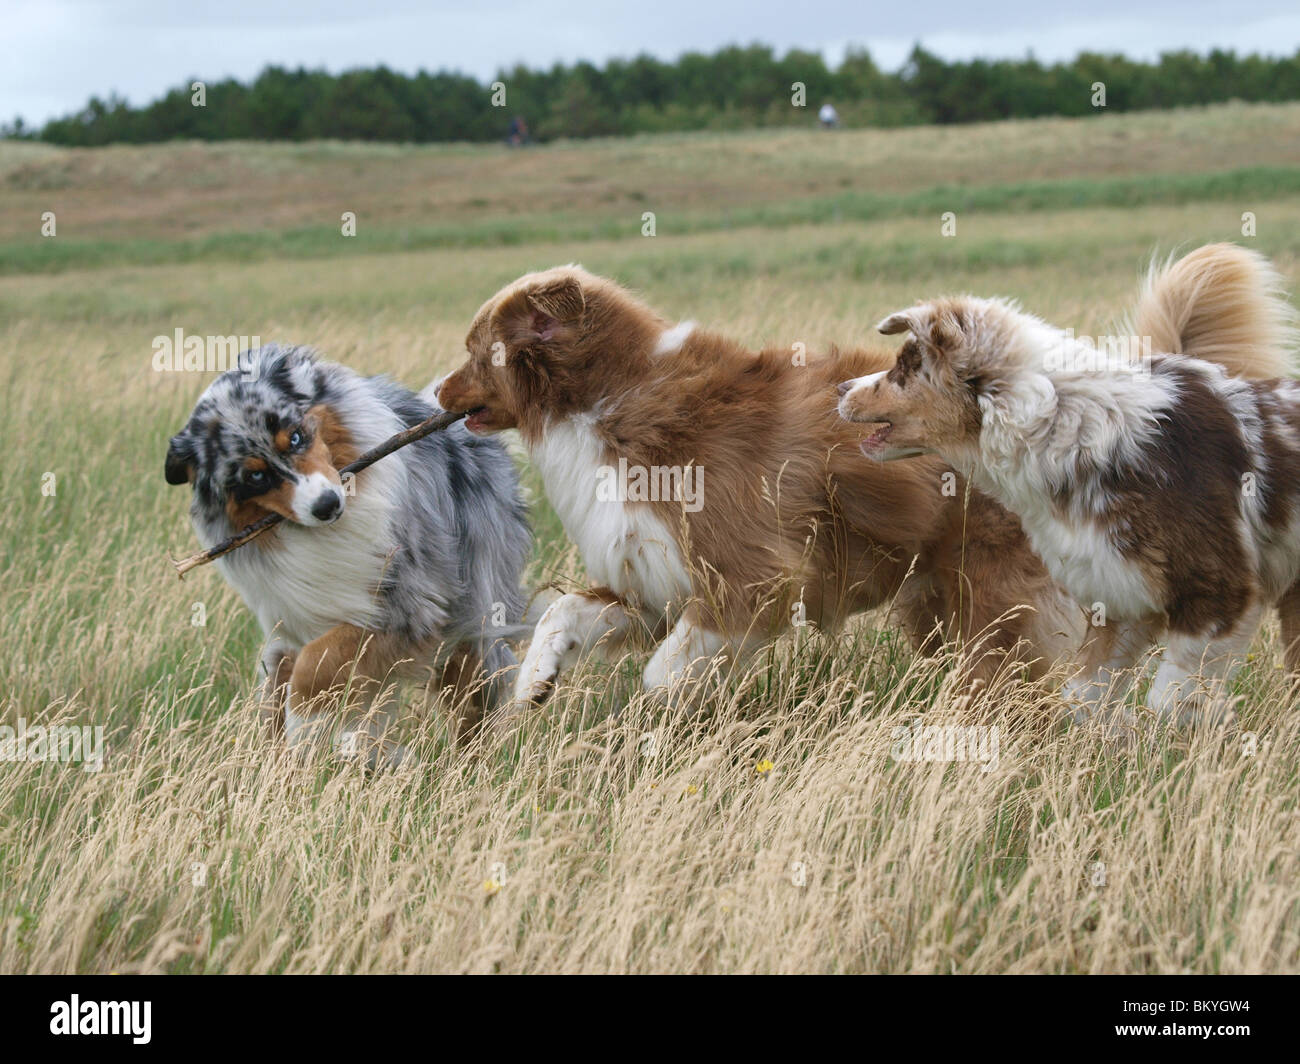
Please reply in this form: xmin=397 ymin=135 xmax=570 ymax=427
xmin=838 ymin=244 xmax=1300 ymax=724
xmin=436 ymin=267 xmax=1085 ymax=706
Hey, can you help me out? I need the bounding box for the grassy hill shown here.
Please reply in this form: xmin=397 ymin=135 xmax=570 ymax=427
xmin=4 ymin=99 xmax=1300 ymax=274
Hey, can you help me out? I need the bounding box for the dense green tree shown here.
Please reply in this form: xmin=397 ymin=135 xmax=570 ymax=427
xmin=19 ymin=45 xmax=1300 ymax=146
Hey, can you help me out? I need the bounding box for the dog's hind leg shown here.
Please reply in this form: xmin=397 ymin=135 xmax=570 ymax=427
xmin=1062 ymin=617 xmax=1160 ymax=723
xmin=1147 ymin=601 xmax=1264 ymax=726
xmin=437 ymin=640 xmax=520 ymax=738
xmin=891 ymin=578 xmax=947 ymax=659
xmin=287 ymin=624 xmax=411 ymax=768
xmin=512 ymin=588 xmax=644 ymax=707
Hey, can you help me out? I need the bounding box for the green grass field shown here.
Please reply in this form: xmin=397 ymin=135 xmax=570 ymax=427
xmin=2 ymin=101 xmax=1299 ymax=973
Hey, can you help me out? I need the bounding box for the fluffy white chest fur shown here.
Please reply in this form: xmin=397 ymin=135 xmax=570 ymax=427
xmin=994 ymin=483 xmax=1159 ymax=618
xmin=971 ymin=354 xmax=1183 ymax=620
xmin=211 ymin=457 xmax=403 ymax=648
xmin=528 ymin=412 xmax=691 ymax=614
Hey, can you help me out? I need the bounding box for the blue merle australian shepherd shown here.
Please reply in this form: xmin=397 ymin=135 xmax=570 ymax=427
xmin=165 ymin=344 xmax=531 ymax=767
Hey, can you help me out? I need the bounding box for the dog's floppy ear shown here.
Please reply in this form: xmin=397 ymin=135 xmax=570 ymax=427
xmin=495 ymin=274 xmax=586 ymax=353
xmin=165 ymin=433 xmax=196 ymax=486
xmin=528 ymin=275 xmax=585 ymax=327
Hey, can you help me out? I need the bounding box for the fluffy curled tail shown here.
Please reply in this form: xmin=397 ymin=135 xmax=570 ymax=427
xmin=1131 ymin=242 xmax=1299 ymax=379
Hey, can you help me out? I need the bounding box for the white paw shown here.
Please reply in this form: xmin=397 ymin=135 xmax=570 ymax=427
xmin=513 ymin=625 xmax=573 ymax=704
xmin=513 ymin=595 xmax=608 ymax=704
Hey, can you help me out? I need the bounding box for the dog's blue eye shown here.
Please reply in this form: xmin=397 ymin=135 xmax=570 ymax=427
xmin=289 ymin=431 xmax=302 ymax=449
xmin=248 ymin=470 xmax=266 ymax=484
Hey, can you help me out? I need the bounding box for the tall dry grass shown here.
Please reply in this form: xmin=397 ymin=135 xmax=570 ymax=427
xmin=3 ymin=627 xmax=1298 ymax=973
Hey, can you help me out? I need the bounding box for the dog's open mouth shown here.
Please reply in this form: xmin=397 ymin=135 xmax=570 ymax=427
xmin=463 ymin=406 xmax=490 ymax=432
xmin=860 ymin=421 xmax=892 ymax=455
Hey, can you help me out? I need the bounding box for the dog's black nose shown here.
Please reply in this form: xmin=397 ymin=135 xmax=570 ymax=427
xmin=312 ymin=494 xmax=342 ymax=522
xmin=836 ymin=380 xmax=854 ymax=397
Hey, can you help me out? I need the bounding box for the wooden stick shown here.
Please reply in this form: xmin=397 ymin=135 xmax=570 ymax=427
xmin=170 ymin=408 xmax=467 ymax=578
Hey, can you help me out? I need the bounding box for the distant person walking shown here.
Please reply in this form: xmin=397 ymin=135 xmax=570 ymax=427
xmin=507 ymin=115 xmax=531 ymax=146
xmin=818 ymin=102 xmax=839 ymax=129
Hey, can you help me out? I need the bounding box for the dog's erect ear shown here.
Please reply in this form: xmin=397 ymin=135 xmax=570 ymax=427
xmin=878 ymin=308 xmax=921 ymax=336
xmin=495 ymin=274 xmax=586 ymax=352
xmin=165 ymin=433 xmax=195 ymax=486
xmin=879 ymin=303 xmax=968 ymax=360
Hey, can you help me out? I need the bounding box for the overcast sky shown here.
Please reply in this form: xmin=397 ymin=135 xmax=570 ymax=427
xmin=6 ymin=0 xmax=1300 ymax=126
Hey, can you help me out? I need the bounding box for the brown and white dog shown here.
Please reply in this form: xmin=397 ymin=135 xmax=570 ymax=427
xmin=436 ymin=266 xmax=1086 ymax=706
xmin=838 ymin=244 xmax=1300 ymax=724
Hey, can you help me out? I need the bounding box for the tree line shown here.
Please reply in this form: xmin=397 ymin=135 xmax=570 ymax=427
xmin=9 ymin=43 xmax=1300 ymax=146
